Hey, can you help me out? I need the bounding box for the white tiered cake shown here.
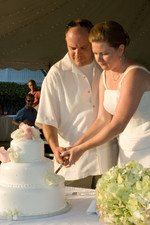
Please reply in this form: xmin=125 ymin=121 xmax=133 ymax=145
xmin=0 ymin=123 xmax=69 ymax=221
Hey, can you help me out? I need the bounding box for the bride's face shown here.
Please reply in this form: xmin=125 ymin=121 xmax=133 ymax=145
xmin=92 ymin=41 xmax=124 ymax=71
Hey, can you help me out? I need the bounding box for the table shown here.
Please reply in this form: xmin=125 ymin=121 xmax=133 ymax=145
xmin=0 ymin=187 xmax=106 ymax=225
xmin=0 ymin=115 xmax=16 ymax=141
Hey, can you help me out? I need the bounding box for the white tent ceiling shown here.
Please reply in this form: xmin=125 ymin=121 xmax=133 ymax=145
xmin=0 ymin=0 xmax=149 ymax=71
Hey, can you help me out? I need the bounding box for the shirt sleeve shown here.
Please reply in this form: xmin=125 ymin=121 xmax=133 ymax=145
xmin=13 ymin=108 xmax=24 ymax=122
xmin=35 ymin=67 xmax=61 ymax=128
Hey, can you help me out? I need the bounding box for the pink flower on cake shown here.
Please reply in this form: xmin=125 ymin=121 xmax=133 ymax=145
xmin=0 ymin=147 xmax=10 ymax=163
xmin=11 ymin=123 xmax=41 ymax=141
xmin=20 ymin=123 xmax=33 ymax=140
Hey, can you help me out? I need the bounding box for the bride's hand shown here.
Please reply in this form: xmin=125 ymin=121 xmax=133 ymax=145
xmin=61 ymin=145 xmax=84 ymax=167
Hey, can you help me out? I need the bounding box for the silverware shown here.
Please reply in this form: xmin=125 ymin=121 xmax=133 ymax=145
xmin=55 ymin=153 xmax=69 ymax=174
xmin=55 ymin=164 xmax=63 ymax=174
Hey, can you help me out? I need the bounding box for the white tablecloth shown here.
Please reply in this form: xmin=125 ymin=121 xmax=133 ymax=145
xmin=0 ymin=115 xmax=16 ymax=141
xmin=0 ymin=187 xmax=106 ymax=225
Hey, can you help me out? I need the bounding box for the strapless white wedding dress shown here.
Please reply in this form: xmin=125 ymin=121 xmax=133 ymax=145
xmin=103 ymin=66 xmax=150 ymax=168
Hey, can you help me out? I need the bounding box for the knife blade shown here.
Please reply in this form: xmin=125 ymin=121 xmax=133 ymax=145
xmin=55 ymin=164 xmax=63 ymax=174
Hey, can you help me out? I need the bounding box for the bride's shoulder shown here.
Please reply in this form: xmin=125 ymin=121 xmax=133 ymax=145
xmin=125 ymin=63 xmax=149 ymax=75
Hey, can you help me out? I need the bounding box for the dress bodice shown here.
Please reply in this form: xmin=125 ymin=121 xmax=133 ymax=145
xmin=103 ymin=66 xmax=150 ymax=168
xmin=104 ymin=89 xmax=150 ymax=120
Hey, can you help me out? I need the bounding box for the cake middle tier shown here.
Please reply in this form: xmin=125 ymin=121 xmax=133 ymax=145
xmin=0 ymin=158 xmax=53 ymax=187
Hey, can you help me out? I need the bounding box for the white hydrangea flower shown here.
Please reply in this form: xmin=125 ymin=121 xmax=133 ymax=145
xmin=5 ymin=208 xmax=20 ymax=221
xmin=11 ymin=123 xmax=41 ymax=141
xmin=45 ymin=172 xmax=64 ymax=186
xmin=7 ymin=147 xmax=20 ymax=163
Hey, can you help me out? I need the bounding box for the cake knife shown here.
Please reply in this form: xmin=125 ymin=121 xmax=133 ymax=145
xmin=55 ymin=164 xmax=63 ymax=174
xmin=55 ymin=151 xmax=69 ymax=174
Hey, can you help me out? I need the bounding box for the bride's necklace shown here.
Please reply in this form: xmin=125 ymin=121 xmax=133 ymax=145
xmin=112 ymin=73 xmax=121 ymax=81
xmin=111 ymin=59 xmax=126 ymax=82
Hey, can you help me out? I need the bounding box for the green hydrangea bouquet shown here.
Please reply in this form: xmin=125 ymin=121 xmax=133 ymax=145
xmin=96 ymin=160 xmax=150 ymax=225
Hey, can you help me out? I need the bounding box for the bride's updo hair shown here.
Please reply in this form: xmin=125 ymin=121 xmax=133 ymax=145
xmin=89 ymin=21 xmax=130 ymax=48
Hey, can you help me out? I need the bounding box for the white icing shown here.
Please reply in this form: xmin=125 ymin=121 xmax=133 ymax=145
xmin=0 ymin=185 xmax=67 ymax=216
xmin=0 ymin=158 xmax=53 ymax=187
xmin=8 ymin=139 xmax=45 ymax=162
xmin=0 ymin=126 xmax=67 ymax=220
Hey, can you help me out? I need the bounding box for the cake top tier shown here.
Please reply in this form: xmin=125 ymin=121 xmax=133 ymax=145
xmin=0 ymin=123 xmax=43 ymax=163
xmin=11 ymin=123 xmax=41 ymax=141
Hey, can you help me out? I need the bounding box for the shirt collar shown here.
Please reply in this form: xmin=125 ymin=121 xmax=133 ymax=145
xmin=62 ymin=53 xmax=95 ymax=73
xmin=61 ymin=53 xmax=102 ymax=78
xmin=25 ymin=105 xmax=34 ymax=111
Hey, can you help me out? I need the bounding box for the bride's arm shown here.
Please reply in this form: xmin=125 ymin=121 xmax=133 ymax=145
xmin=62 ymin=67 xmax=146 ymax=166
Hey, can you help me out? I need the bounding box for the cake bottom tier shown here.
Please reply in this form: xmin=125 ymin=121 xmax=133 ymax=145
xmin=0 ymin=185 xmax=69 ymax=220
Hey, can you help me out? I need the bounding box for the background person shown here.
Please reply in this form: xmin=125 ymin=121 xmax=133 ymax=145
xmin=62 ymin=20 xmax=150 ymax=169
xmin=12 ymin=94 xmax=37 ymax=127
xmin=28 ymin=80 xmax=41 ymax=110
xmin=36 ymin=18 xmax=118 ymax=189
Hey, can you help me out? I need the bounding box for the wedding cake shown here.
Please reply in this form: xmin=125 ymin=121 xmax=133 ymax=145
xmin=0 ymin=123 xmax=69 ymax=221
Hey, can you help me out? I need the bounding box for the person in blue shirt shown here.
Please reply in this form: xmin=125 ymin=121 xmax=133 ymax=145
xmin=12 ymin=94 xmax=37 ymax=127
